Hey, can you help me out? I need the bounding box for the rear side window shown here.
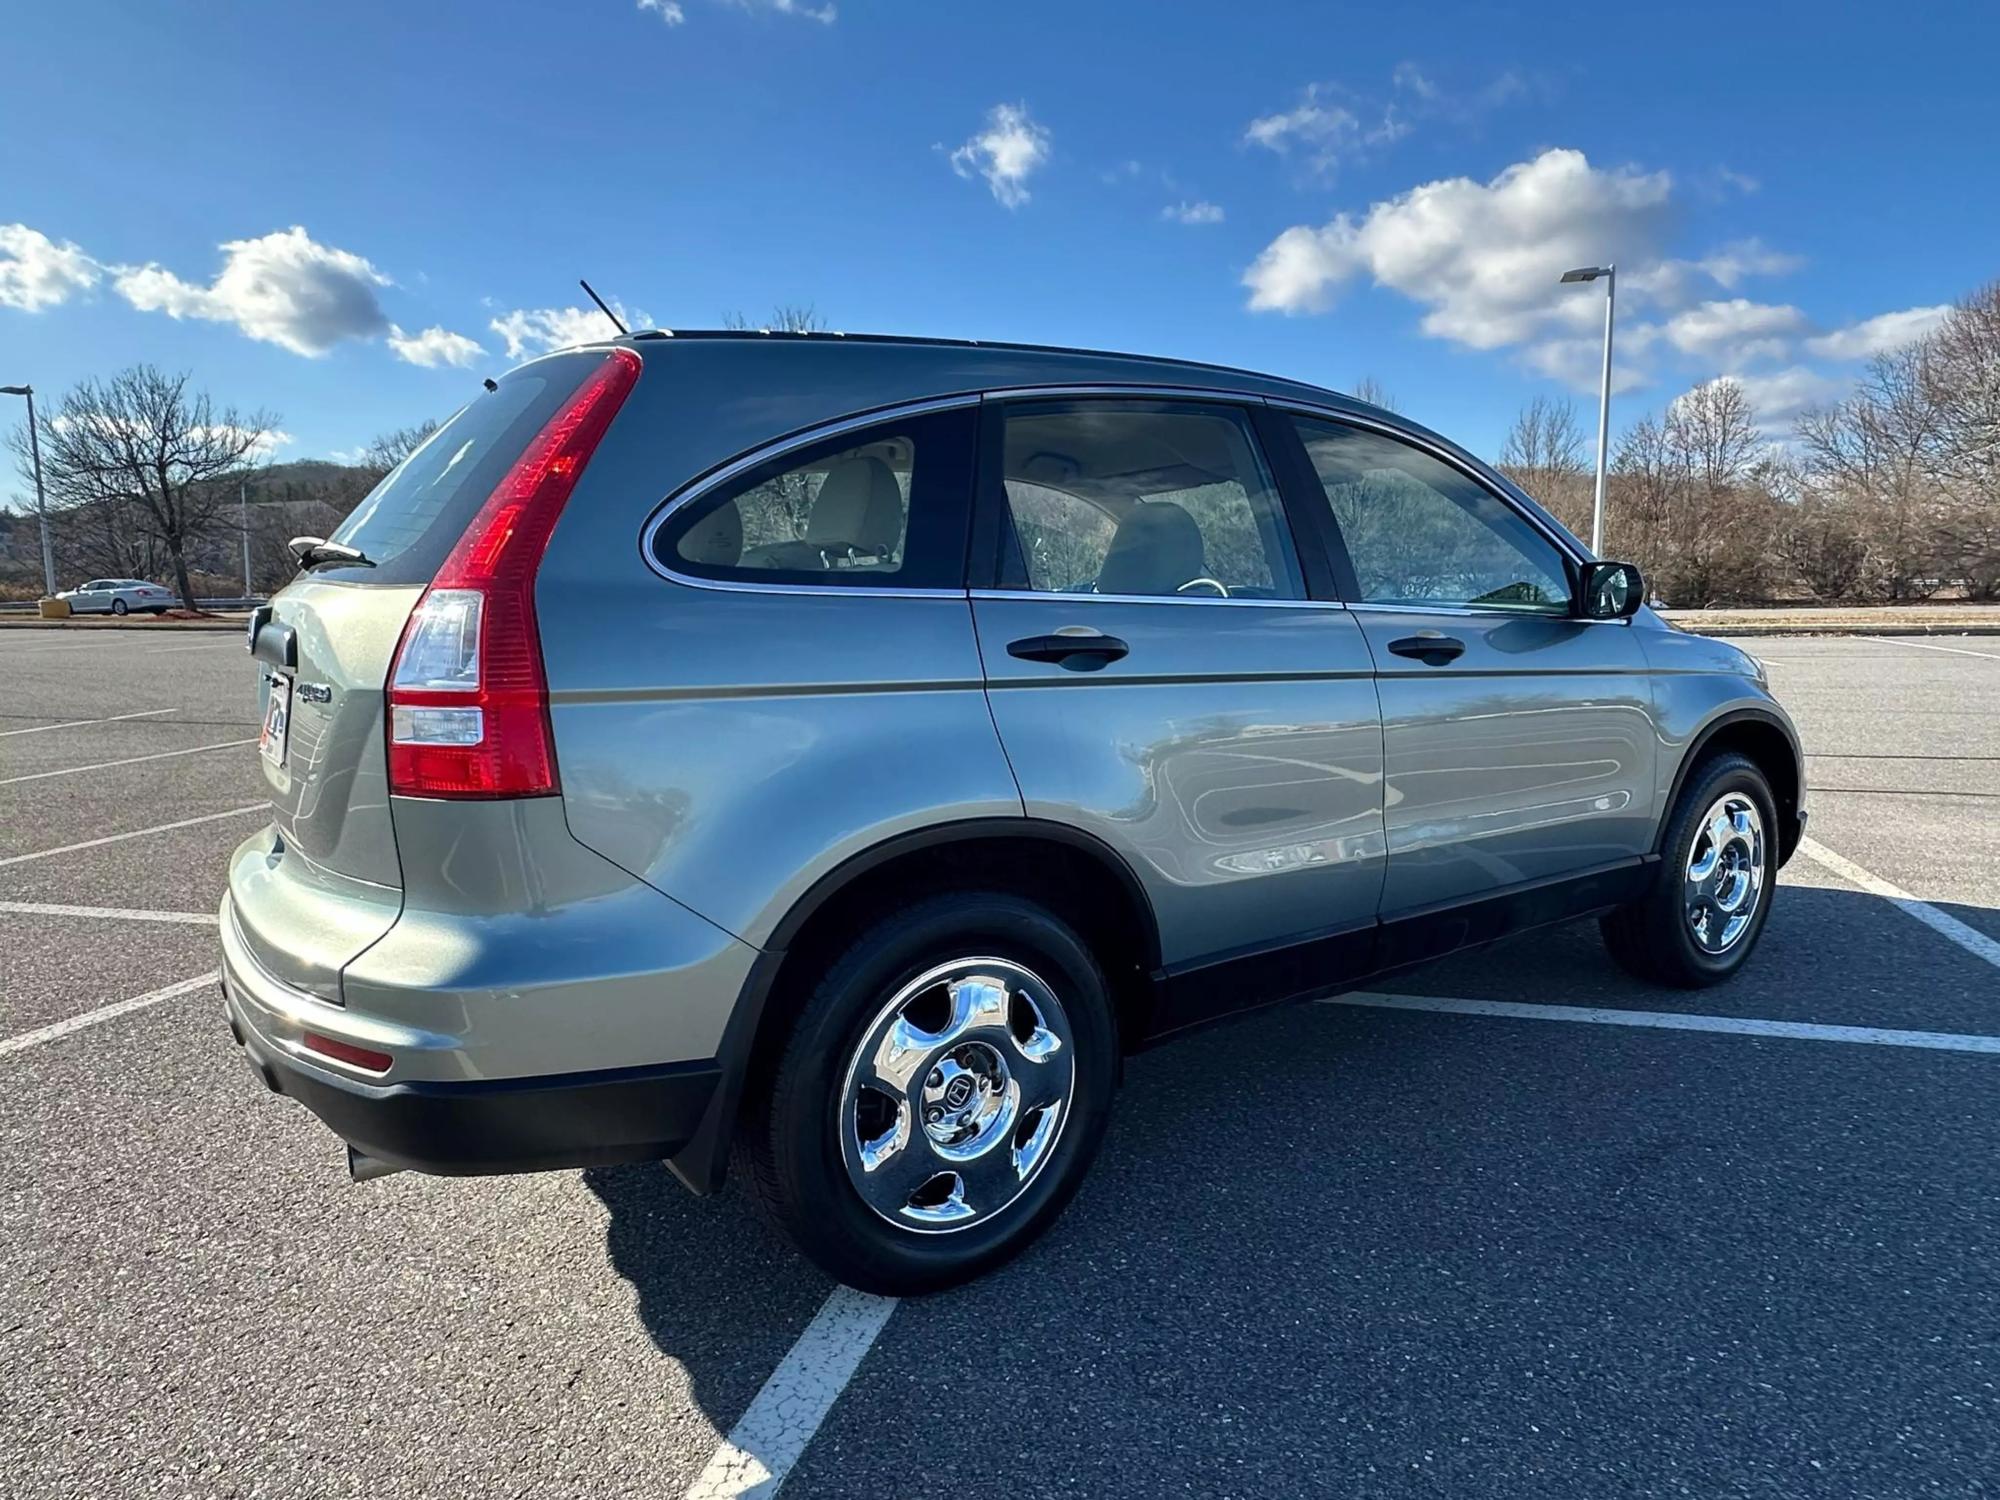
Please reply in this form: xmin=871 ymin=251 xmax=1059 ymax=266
xmin=652 ymin=407 xmax=976 ymax=590
xmin=323 ymin=351 xmax=610 ymax=586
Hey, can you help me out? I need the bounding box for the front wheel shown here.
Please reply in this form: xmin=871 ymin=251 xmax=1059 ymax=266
xmin=738 ymin=891 xmax=1118 ymax=1294
xmin=1602 ymin=751 xmax=1777 ymax=987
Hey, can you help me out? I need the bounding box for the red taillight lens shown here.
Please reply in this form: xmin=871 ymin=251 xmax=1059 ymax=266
xmin=387 ymin=348 xmax=640 ymax=798
xmin=303 ymin=1031 xmax=393 ymax=1073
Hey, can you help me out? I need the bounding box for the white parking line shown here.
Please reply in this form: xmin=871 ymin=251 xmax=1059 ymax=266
xmin=0 ymin=901 xmax=217 ymax=925
xmin=0 ymin=737 xmax=255 ymax=786
xmin=146 ymin=640 xmax=242 ymax=654
xmin=0 ymin=804 xmax=264 ymax=868
xmin=0 ymin=708 xmax=176 ymax=738
xmin=682 ymin=1287 xmax=900 ymax=1500
xmin=1323 ymin=992 xmax=2000 ymax=1053
xmin=0 ymin=971 xmax=219 ymax=1059
xmin=1799 ymin=837 xmax=2000 ymax=970
xmin=1860 ymin=634 xmax=2000 ymax=661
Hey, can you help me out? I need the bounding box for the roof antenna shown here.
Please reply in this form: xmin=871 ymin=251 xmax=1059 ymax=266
xmin=579 ymin=278 xmax=628 ymax=336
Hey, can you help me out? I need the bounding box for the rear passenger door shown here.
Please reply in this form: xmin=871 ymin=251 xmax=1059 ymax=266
xmin=970 ymin=396 xmax=1385 ymax=1031
xmin=1274 ymin=411 xmax=1657 ymax=955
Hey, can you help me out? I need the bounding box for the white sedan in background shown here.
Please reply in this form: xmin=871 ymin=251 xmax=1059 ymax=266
xmin=56 ymin=578 xmax=178 ymax=615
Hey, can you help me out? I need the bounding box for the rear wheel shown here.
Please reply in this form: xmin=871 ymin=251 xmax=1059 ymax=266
xmin=738 ymin=891 xmax=1117 ymax=1294
xmin=111 ymin=598 xmax=128 ymax=615
xmin=1602 ymin=751 xmax=1777 ymax=987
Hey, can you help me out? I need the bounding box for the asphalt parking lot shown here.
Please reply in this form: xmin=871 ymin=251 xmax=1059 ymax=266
xmin=3 ymin=628 xmax=1997 ymax=1499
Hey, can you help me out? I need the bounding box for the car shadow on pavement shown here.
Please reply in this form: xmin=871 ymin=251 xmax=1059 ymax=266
xmin=582 ymin=1160 xmax=835 ymax=1443
xmin=575 ymin=877 xmax=1998 ymax=1473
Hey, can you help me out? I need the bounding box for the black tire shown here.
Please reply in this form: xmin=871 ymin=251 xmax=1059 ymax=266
xmin=111 ymin=598 xmax=128 ymax=615
xmin=1601 ymin=751 xmax=1778 ymax=987
xmin=737 ymin=890 xmax=1118 ymax=1295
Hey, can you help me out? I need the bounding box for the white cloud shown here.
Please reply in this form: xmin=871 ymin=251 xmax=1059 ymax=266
xmin=113 ymin=227 xmax=391 ymax=356
xmin=51 ymin=413 xmax=292 ymax=460
xmin=1663 ymin=298 xmax=1811 ymax=365
xmin=488 ymin=301 xmax=648 ymax=359
xmin=1708 ymin=368 xmax=1847 ymax=428
xmin=1244 ymin=67 xmax=1526 ymax=181
xmin=949 ymin=103 xmax=1051 ymax=210
xmin=1162 ymin=200 xmax=1225 ymax=225
xmin=1237 ymin=148 xmax=1872 ymax=397
xmin=228 ymin=425 xmax=295 ymax=461
xmin=638 ymin=0 xmax=685 ymax=22
xmin=751 ymin=0 xmax=836 ymax=19
xmin=1243 ymin=149 xmax=1675 ymax=346
xmin=1805 ymin=304 xmax=1952 ymax=360
xmin=1245 ymin=92 xmax=1363 ymax=161
xmin=387 ymin=324 xmax=485 ymax=369
xmin=0 ymin=224 xmax=101 ymax=311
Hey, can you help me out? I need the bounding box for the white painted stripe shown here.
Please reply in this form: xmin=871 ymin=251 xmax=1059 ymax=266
xmin=0 ymin=804 xmax=264 ymax=868
xmin=0 ymin=900 xmax=217 ymax=925
xmin=1323 ymin=992 xmax=2000 ymax=1054
xmin=0 ymin=971 xmax=219 ymax=1058
xmin=0 ymin=737 xmax=255 ymax=786
xmin=0 ymin=708 xmax=176 ymax=738
xmin=146 ymin=640 xmax=241 ymax=654
xmin=1860 ymin=634 xmax=2000 ymax=661
xmin=682 ymin=1287 xmax=900 ymax=1499
xmin=1800 ymin=837 xmax=2000 ymax=969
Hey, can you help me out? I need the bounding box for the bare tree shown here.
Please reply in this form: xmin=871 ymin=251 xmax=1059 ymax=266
xmin=723 ymin=304 xmax=828 ymax=333
xmin=1794 ymin=345 xmax=1952 ymax=600
xmin=1497 ymin=395 xmax=1589 ymax=532
xmin=12 ymin=366 xmax=275 ymax=610
xmin=1348 ymin=376 xmax=1398 ymax=412
xmin=363 ymin=419 xmax=440 ymax=479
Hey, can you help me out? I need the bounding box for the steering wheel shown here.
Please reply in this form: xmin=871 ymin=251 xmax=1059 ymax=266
xmin=1176 ymin=576 xmax=1231 ymax=599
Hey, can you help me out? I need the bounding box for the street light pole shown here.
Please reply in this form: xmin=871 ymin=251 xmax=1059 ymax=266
xmin=1 ymin=384 xmax=57 ymax=597
xmin=1559 ymin=265 xmax=1617 ymax=555
xmin=240 ymin=477 xmax=253 ymax=599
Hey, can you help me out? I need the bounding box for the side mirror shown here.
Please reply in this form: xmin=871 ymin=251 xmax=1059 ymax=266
xmin=1578 ymin=561 xmax=1644 ymax=619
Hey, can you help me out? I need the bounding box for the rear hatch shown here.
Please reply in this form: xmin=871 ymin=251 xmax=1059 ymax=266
xmin=233 ymin=351 xmax=618 ymax=1001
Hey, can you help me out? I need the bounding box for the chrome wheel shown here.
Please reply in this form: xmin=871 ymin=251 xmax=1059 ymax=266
xmin=838 ymin=957 xmax=1075 ymax=1234
xmin=1684 ymin=792 xmax=1765 ymax=955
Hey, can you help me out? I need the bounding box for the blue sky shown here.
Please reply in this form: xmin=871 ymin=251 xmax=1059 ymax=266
xmin=4 ymin=0 xmax=1995 ymax=484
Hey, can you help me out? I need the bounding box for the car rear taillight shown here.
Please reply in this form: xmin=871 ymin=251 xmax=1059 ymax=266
xmin=386 ymin=347 xmax=640 ymax=798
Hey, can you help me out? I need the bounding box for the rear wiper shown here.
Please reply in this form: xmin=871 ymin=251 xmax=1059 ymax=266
xmin=288 ymin=536 xmax=375 ymax=571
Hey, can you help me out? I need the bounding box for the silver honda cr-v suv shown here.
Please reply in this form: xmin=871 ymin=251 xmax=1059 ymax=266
xmin=221 ymin=331 xmax=1804 ymax=1293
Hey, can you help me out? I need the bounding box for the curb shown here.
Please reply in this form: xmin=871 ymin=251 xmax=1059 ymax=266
xmin=0 ymin=619 xmax=243 ymax=634
xmin=1670 ymin=623 xmax=2000 ymax=638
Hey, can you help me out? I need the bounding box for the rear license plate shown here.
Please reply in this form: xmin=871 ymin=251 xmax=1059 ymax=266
xmin=260 ymin=675 xmax=293 ymax=767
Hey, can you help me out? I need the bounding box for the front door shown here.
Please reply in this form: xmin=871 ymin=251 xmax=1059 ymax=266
xmin=1273 ymin=412 xmax=1657 ymax=952
xmin=970 ymin=397 xmax=1386 ymax=1032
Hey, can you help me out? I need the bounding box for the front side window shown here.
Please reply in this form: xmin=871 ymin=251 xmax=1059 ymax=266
xmin=995 ymin=402 xmax=1305 ymax=600
xmin=655 ymin=408 xmax=972 ymax=589
xmin=1291 ymin=417 xmax=1572 ymax=612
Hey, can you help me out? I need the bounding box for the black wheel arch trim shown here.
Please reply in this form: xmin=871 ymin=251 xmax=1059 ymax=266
xmin=666 ymin=817 xmax=1163 ymax=1196
xmin=1657 ymin=706 xmax=1805 ymax=865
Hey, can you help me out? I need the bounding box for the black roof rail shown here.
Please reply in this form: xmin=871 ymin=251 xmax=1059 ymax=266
xmin=619 ymin=326 xmax=1340 ymax=396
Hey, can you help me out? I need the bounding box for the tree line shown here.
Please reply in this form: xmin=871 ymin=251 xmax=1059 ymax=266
xmin=1 ymin=365 xmax=434 ymax=606
xmin=7 ymin=287 xmax=1994 ymax=609
xmin=1493 ymin=279 xmax=1998 ymax=605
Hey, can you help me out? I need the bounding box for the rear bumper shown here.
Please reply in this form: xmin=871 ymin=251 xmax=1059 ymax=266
xmin=221 ymin=971 xmax=720 ymax=1175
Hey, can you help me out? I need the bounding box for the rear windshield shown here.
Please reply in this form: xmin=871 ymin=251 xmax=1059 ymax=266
xmin=318 ymin=351 xmax=606 ymax=585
